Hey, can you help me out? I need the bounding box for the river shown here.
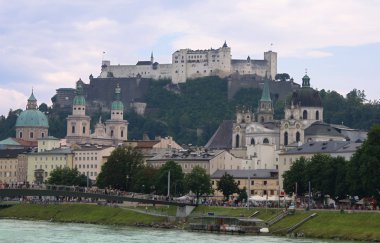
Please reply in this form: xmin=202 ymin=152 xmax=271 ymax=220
xmin=0 ymin=219 xmax=348 ymax=243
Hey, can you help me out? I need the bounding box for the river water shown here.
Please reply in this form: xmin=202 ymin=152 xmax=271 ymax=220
xmin=0 ymin=219 xmax=347 ymax=243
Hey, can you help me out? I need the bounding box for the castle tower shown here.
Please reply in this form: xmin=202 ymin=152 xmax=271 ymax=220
xmin=105 ymin=84 xmax=129 ymax=142
xmin=150 ymin=52 xmax=154 ymax=63
xmin=66 ymin=80 xmax=91 ymax=144
xmin=264 ymin=51 xmax=277 ymax=80
xmin=257 ymin=80 xmax=274 ymax=123
xmin=15 ymin=90 xmax=49 ymax=141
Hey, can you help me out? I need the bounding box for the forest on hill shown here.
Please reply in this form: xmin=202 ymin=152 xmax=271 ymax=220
xmin=0 ymin=76 xmax=379 ymax=145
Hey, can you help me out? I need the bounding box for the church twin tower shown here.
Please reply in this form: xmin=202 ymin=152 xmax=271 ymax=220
xmin=66 ymin=81 xmax=128 ymax=145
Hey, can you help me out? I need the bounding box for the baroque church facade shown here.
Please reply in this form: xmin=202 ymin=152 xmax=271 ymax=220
xmin=213 ymin=74 xmax=350 ymax=171
xmin=66 ymin=81 xmax=128 ymax=146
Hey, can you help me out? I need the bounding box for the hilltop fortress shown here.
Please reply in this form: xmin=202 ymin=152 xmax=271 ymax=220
xmin=99 ymin=42 xmax=277 ymax=83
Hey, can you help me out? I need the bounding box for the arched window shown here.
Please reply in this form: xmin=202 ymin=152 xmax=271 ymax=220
xmin=41 ymin=133 xmax=45 ymax=138
xmin=316 ymin=110 xmax=319 ymax=120
xmin=263 ymin=138 xmax=269 ymax=144
xmin=121 ymin=130 xmax=124 ymax=138
xmin=250 ymin=138 xmax=255 ymax=145
xmin=111 ymin=130 xmax=114 ymax=137
xmin=284 ymin=132 xmax=288 ymax=146
xmin=19 ymin=132 xmax=22 ymax=138
xmin=235 ymin=134 xmax=240 ymax=148
xmin=72 ymin=126 xmax=75 ymax=133
xmin=82 ymin=126 xmax=86 ymax=134
xmin=303 ymin=110 xmax=308 ymax=120
xmin=30 ymin=132 xmax=34 ymax=139
xmin=296 ymin=132 xmax=300 ymax=142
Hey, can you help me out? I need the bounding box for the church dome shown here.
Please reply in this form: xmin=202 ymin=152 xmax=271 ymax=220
xmin=16 ymin=109 xmax=49 ymax=128
xmin=290 ymin=74 xmax=322 ymax=107
xmin=73 ymin=95 xmax=86 ymax=106
xmin=111 ymin=100 xmax=124 ymax=110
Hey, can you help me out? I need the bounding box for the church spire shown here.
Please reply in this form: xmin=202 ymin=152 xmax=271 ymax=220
xmin=302 ymin=69 xmax=310 ymax=88
xmin=27 ymin=89 xmax=38 ymax=110
xmin=150 ymin=51 xmax=154 ymax=63
xmin=260 ymin=80 xmax=272 ymax=102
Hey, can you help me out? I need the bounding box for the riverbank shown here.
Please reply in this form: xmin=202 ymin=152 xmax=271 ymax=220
xmin=0 ymin=204 xmax=166 ymax=226
xmin=1 ymin=204 xmax=380 ymax=241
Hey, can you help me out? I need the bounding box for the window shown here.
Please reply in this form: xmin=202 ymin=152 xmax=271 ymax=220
xmin=284 ymin=132 xmax=288 ymax=146
xmin=82 ymin=126 xmax=86 ymax=134
xmin=72 ymin=126 xmax=75 ymax=133
xmin=303 ymin=110 xmax=308 ymax=119
xmin=263 ymin=138 xmax=269 ymax=144
xmin=264 ymin=181 xmax=267 ymax=185
xmin=251 ymin=138 xmax=255 ymax=145
xmin=30 ymin=132 xmax=34 ymax=139
xmin=296 ymin=132 xmax=301 ymax=142
xmin=251 ymin=180 xmax=254 ymax=185
xmin=41 ymin=133 xmax=45 ymax=138
xmin=19 ymin=132 xmax=22 ymax=138
xmin=316 ymin=110 xmax=320 ymax=120
xmin=121 ymin=130 xmax=124 ymax=137
xmin=111 ymin=130 xmax=114 ymax=137
xmin=235 ymin=134 xmax=240 ymax=148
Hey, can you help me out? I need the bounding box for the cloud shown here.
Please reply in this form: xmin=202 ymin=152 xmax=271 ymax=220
xmin=0 ymin=0 xmax=379 ymax=117
xmin=0 ymin=88 xmax=28 ymax=116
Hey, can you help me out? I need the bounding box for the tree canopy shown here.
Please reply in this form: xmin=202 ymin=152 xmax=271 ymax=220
xmin=46 ymin=167 xmax=88 ymax=187
xmin=184 ymin=166 xmax=213 ymax=204
xmin=96 ymin=146 xmax=143 ymax=191
xmin=347 ymin=124 xmax=380 ymax=201
xmin=217 ymin=172 xmax=239 ymax=200
xmin=154 ymin=160 xmax=185 ymax=196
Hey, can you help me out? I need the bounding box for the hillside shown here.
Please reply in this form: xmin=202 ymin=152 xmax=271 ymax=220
xmin=0 ymin=76 xmax=379 ymax=145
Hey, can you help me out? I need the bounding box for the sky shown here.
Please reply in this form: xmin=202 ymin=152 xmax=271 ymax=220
xmin=0 ymin=0 xmax=379 ymax=116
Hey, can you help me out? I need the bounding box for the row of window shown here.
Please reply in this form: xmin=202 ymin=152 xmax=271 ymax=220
xmin=34 ymin=164 xmax=63 ymax=169
xmin=35 ymin=157 xmax=64 ymax=161
xmin=151 ymin=163 xmax=208 ymax=170
xmin=19 ymin=132 xmax=45 ymax=139
xmin=82 ymin=171 xmax=98 ymax=177
xmin=0 ymin=171 xmax=16 ymax=177
xmin=76 ymin=152 xmax=98 ymax=155
xmin=75 ymin=157 xmax=98 ymax=161
xmin=75 ymin=164 xmax=98 ymax=169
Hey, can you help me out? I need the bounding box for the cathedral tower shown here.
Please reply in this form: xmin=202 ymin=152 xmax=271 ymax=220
xmin=66 ymin=80 xmax=91 ymax=144
xmin=105 ymin=84 xmax=128 ymax=141
xmin=257 ymin=80 xmax=274 ymax=123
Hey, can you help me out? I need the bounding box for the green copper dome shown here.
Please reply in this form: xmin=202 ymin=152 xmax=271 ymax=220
xmin=111 ymin=100 xmax=124 ymax=110
xmin=111 ymin=83 xmax=124 ymax=110
xmin=73 ymin=80 xmax=86 ymax=106
xmin=16 ymin=109 xmax=49 ymax=128
xmin=73 ymin=95 xmax=86 ymax=106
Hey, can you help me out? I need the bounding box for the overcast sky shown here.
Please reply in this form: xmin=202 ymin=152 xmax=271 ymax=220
xmin=0 ymin=0 xmax=379 ymax=116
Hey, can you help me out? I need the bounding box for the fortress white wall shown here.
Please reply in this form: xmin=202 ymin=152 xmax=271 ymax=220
xmin=98 ymin=44 xmax=277 ymax=83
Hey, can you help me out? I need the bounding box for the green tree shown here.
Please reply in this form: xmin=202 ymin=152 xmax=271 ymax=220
xmin=97 ymin=146 xmax=143 ymax=191
xmin=133 ymin=166 xmax=159 ymax=193
xmin=217 ymin=172 xmax=239 ymax=200
xmin=283 ymin=157 xmax=309 ymax=196
xmin=155 ymin=160 xmax=185 ymax=196
xmin=347 ymin=124 xmax=380 ymax=201
xmin=184 ymin=166 xmax=213 ymax=204
xmin=46 ymin=167 xmax=88 ymax=187
xmin=275 ymin=73 xmax=290 ymax=82
xmin=38 ymin=103 xmax=49 ymax=113
xmin=237 ymin=187 xmax=248 ymax=203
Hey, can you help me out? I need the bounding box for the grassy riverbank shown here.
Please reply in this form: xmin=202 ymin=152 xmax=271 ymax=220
xmin=0 ymin=204 xmax=165 ymax=226
xmin=1 ymin=204 xmax=380 ymax=241
xmin=271 ymin=210 xmax=380 ymax=241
